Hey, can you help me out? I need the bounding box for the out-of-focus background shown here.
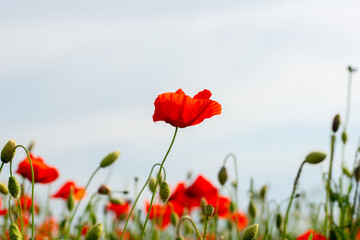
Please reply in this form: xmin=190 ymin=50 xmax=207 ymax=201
xmin=1 ymin=0 xmax=360 ymax=214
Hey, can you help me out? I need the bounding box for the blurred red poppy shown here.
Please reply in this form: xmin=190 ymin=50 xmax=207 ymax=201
xmin=16 ymin=153 xmax=59 ymax=184
xmin=145 ymin=202 xmax=172 ymax=229
xmin=37 ymin=217 xmax=59 ymax=239
xmin=153 ymin=89 xmax=221 ymax=128
xmin=106 ymin=200 xmax=130 ymax=219
xmin=0 ymin=197 xmax=7 ymax=216
xmin=297 ymin=229 xmax=327 ymax=240
xmin=230 ymin=212 xmax=248 ymax=230
xmin=52 ymin=181 xmax=85 ymax=200
xmin=17 ymin=194 xmax=39 ymax=214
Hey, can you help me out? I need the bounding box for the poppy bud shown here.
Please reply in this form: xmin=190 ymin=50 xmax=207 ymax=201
xmin=170 ymin=212 xmax=179 ymax=226
xmin=0 ymin=182 xmax=9 ymax=195
xmin=260 ymin=185 xmax=268 ymax=201
xmin=8 ymin=176 xmax=21 ymax=199
xmin=148 ymin=177 xmax=157 ymax=193
xmin=159 ymin=182 xmax=170 ymax=203
xmin=242 ymin=224 xmax=259 ymax=240
xmin=67 ymin=188 xmax=75 ymax=211
xmin=342 ymin=166 xmax=352 ymax=178
xmin=1 ymin=140 xmax=16 ymax=163
xmin=276 ymin=213 xmax=283 ymax=229
xmin=332 ymin=114 xmax=341 ymax=133
xmin=98 ymin=184 xmax=111 ymax=195
xmin=205 ymin=204 xmax=214 ymax=217
xmin=347 ymin=65 xmax=357 ymax=73
xmin=90 ymin=211 xmax=97 ymax=224
xmin=200 ymin=197 xmax=207 ymax=214
xmin=305 ymin=151 xmax=326 ymax=164
xmin=231 ymin=180 xmax=237 ymax=188
xmin=248 ymin=200 xmax=257 ymax=219
xmin=218 ymin=166 xmax=228 ymax=186
xmin=342 ymin=131 xmax=348 ymax=144
xmin=27 ymin=140 xmax=35 ymax=153
xmin=85 ymin=223 xmax=103 ymax=240
xmin=354 ymin=166 xmax=360 ymax=182
xmin=9 ymin=223 xmax=22 ymax=240
xmin=229 ymin=201 xmax=236 ymax=213
xmin=109 ymin=198 xmax=123 ymax=205
xmin=100 ymin=151 xmax=120 ymax=168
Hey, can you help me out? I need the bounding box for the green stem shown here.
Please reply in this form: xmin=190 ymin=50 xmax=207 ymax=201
xmin=17 ymin=199 xmax=24 ymax=235
xmin=282 ymin=160 xmax=306 ymax=240
xmin=8 ymin=197 xmax=13 ymax=224
xmin=325 ymin=134 xmax=336 ymax=235
xmin=140 ymin=127 xmax=178 ymax=239
xmin=43 ymin=184 xmax=52 ymax=223
xmin=64 ymin=166 xmax=101 ymax=240
xmin=0 ymin=162 xmax=4 ymax=175
xmin=203 ymin=217 xmax=210 ymax=240
xmin=119 ymin=163 xmax=162 ymax=240
xmin=176 ymin=215 xmax=203 ymax=240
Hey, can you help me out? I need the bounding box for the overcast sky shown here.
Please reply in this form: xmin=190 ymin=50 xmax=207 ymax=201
xmin=1 ymin=0 xmax=360 ymax=215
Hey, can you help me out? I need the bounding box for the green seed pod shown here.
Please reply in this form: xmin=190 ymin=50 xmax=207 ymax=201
xmin=305 ymin=151 xmax=327 ymax=164
xmin=8 ymin=176 xmax=21 ymax=199
xmin=276 ymin=213 xmax=283 ymax=229
xmin=100 ymin=151 xmax=120 ymax=168
xmin=354 ymin=166 xmax=360 ymax=182
xmin=9 ymin=223 xmax=22 ymax=240
xmin=85 ymin=223 xmax=103 ymax=240
xmin=98 ymin=184 xmax=111 ymax=195
xmin=332 ymin=114 xmax=341 ymax=133
xmin=0 ymin=182 xmax=9 ymax=195
xmin=242 ymin=224 xmax=259 ymax=240
xmin=205 ymin=204 xmax=215 ymax=217
xmin=148 ymin=177 xmax=157 ymax=193
xmin=1 ymin=140 xmax=17 ymax=163
xmin=170 ymin=212 xmax=179 ymax=226
xmin=159 ymin=182 xmax=170 ymax=203
xmin=67 ymin=188 xmax=75 ymax=211
xmin=342 ymin=131 xmax=348 ymax=144
xmin=248 ymin=200 xmax=257 ymax=219
xmin=342 ymin=166 xmax=352 ymax=178
xmin=218 ymin=166 xmax=228 ymax=186
xmin=260 ymin=185 xmax=268 ymax=201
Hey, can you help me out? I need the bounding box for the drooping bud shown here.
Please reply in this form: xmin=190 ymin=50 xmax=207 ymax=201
xmin=242 ymin=224 xmax=259 ymax=240
xmin=248 ymin=200 xmax=257 ymax=219
xmin=205 ymin=204 xmax=215 ymax=217
xmin=276 ymin=213 xmax=283 ymax=229
xmin=98 ymin=184 xmax=111 ymax=195
xmin=159 ymin=182 xmax=170 ymax=203
xmin=305 ymin=151 xmax=327 ymax=164
xmin=148 ymin=177 xmax=157 ymax=193
xmin=0 ymin=182 xmax=9 ymax=195
xmin=170 ymin=212 xmax=179 ymax=226
xmin=8 ymin=176 xmax=21 ymax=199
xmin=354 ymin=166 xmax=360 ymax=182
xmin=342 ymin=166 xmax=352 ymax=178
xmin=9 ymin=223 xmax=22 ymax=240
xmin=218 ymin=166 xmax=228 ymax=186
xmin=84 ymin=223 xmax=103 ymax=240
xmin=332 ymin=114 xmax=341 ymax=133
xmin=260 ymin=185 xmax=268 ymax=201
xmin=1 ymin=140 xmax=17 ymax=163
xmin=342 ymin=131 xmax=348 ymax=144
xmin=100 ymin=151 xmax=120 ymax=168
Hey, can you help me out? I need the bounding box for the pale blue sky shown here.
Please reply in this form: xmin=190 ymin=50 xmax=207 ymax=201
xmin=1 ymin=0 xmax=360 ymax=216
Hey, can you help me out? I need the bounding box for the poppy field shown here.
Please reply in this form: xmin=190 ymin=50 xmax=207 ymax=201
xmin=0 ymin=68 xmax=359 ymax=240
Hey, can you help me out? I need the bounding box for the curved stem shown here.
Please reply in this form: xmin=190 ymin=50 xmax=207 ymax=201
xmin=282 ymin=160 xmax=306 ymax=240
xmin=176 ymin=215 xmax=203 ymax=240
xmin=64 ymin=166 xmax=101 ymax=240
xmin=119 ymin=163 xmax=162 ymax=240
xmin=140 ymin=127 xmax=178 ymax=239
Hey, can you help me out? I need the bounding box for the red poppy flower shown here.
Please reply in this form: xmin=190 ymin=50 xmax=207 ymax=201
xmin=106 ymin=200 xmax=130 ymax=219
xmin=52 ymin=181 xmax=85 ymax=201
xmin=16 ymin=153 xmax=59 ymax=184
xmin=145 ymin=202 xmax=172 ymax=229
xmin=230 ymin=212 xmax=248 ymax=230
xmin=17 ymin=194 xmax=39 ymax=214
xmin=153 ymin=89 xmax=222 ymax=128
xmin=0 ymin=197 xmax=7 ymax=216
xmin=297 ymin=229 xmax=327 ymax=240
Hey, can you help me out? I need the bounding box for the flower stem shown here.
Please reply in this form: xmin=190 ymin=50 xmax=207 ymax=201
xmin=64 ymin=166 xmax=101 ymax=240
xmin=282 ymin=160 xmax=306 ymax=240
xmin=325 ymin=134 xmax=336 ymax=235
xmin=140 ymin=127 xmax=178 ymax=239
xmin=176 ymin=215 xmax=203 ymax=240
xmin=203 ymin=216 xmax=210 ymax=240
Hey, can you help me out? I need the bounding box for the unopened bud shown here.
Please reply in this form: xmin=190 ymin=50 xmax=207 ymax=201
xmin=170 ymin=212 xmax=179 ymax=226
xmin=218 ymin=166 xmax=228 ymax=186
xmin=355 ymin=166 xmax=360 ymax=182
xmin=159 ymin=182 xmax=170 ymax=203
xmin=276 ymin=213 xmax=283 ymax=229
xmin=305 ymin=151 xmax=326 ymax=164
xmin=332 ymin=114 xmax=341 ymax=133
xmin=342 ymin=166 xmax=352 ymax=178
xmin=67 ymin=188 xmax=75 ymax=211
xmin=27 ymin=140 xmax=35 ymax=153
xmin=229 ymin=201 xmax=236 ymax=213
xmin=347 ymin=65 xmax=357 ymax=73
xmin=109 ymin=198 xmax=123 ymax=205
xmin=242 ymin=224 xmax=259 ymax=240
xmin=205 ymin=204 xmax=214 ymax=217
xmin=342 ymin=131 xmax=348 ymax=144
xmin=260 ymin=185 xmax=268 ymax=200
xmin=200 ymin=197 xmax=207 ymax=214
xmin=9 ymin=223 xmax=22 ymax=240
xmin=148 ymin=177 xmax=157 ymax=193
xmin=85 ymin=223 xmax=103 ymax=240
xmin=176 ymin=237 xmax=185 ymax=240
xmin=0 ymin=182 xmax=9 ymax=195
xmin=1 ymin=140 xmax=16 ymax=163
xmin=100 ymin=151 xmax=120 ymax=168
xmin=98 ymin=184 xmax=111 ymax=195
xmin=8 ymin=176 xmax=21 ymax=199
xmin=248 ymin=200 xmax=257 ymax=219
